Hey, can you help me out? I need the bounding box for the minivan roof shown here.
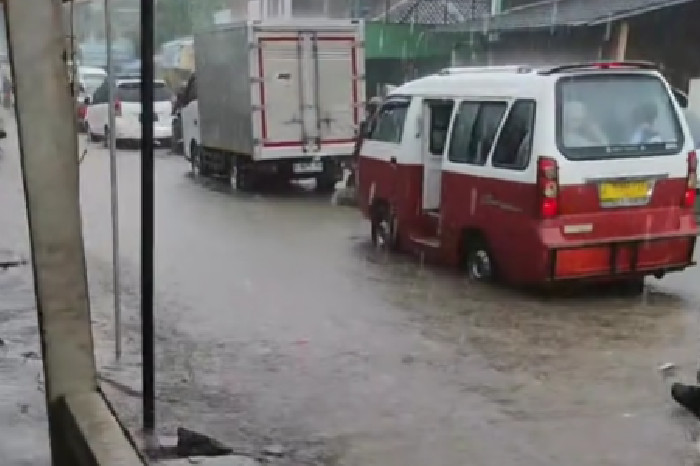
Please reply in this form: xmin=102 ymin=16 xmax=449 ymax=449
xmin=391 ymin=62 xmax=665 ymax=99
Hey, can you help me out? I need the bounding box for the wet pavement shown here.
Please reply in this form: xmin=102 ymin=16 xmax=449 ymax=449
xmin=0 ymin=114 xmax=50 ymax=466
xmin=3 ymin=113 xmax=700 ymax=464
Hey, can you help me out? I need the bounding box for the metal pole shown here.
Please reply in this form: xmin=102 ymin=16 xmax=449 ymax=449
xmin=141 ymin=0 xmax=156 ymax=433
xmin=105 ymin=0 xmax=122 ymax=362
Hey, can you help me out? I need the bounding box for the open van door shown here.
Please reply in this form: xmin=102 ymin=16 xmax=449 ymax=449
xmin=421 ymin=100 xmax=454 ymax=211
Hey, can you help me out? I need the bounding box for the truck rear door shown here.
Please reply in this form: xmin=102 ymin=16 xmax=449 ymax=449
xmin=258 ymin=35 xmax=304 ymax=148
xmin=310 ymin=32 xmax=362 ymax=148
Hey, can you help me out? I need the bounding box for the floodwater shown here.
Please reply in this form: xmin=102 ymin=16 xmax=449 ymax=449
xmin=76 ymin=139 xmax=700 ymax=466
xmin=2 ymin=124 xmax=700 ymax=465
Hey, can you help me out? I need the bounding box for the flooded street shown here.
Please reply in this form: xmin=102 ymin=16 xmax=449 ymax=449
xmin=3 ymin=120 xmax=700 ymax=464
xmin=72 ymin=135 xmax=700 ymax=465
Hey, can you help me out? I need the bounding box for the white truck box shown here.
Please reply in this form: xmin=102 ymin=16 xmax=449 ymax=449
xmin=194 ymin=18 xmax=365 ymax=163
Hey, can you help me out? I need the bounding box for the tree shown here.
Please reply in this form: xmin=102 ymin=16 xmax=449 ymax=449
xmin=155 ymin=0 xmax=192 ymax=46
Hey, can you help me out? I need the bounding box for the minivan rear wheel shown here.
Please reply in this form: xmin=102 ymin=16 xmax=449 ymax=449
xmin=617 ymin=277 xmax=645 ymax=296
xmin=464 ymin=236 xmax=495 ymax=282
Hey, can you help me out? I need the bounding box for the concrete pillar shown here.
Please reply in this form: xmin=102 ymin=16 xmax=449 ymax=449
xmin=5 ymin=0 xmax=96 ymax=462
xmin=609 ymin=20 xmax=629 ymax=61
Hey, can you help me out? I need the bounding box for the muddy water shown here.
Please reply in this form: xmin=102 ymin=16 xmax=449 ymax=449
xmin=72 ymin=142 xmax=700 ymax=466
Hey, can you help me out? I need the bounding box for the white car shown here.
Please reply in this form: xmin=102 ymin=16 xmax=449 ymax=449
xmin=76 ymin=66 xmax=107 ymax=132
xmin=85 ymin=78 xmax=173 ymax=146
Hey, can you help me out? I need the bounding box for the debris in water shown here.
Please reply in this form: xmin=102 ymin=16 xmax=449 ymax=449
xmin=176 ymin=427 xmax=234 ymax=457
xmin=262 ymin=444 xmax=285 ymax=457
xmin=671 ymin=383 xmax=700 ymax=419
xmin=21 ymin=351 xmax=40 ymax=360
xmin=401 ymin=354 xmax=416 ymax=365
xmin=659 ymin=362 xmax=677 ymax=377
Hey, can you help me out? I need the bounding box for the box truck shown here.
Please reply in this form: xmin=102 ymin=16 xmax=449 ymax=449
xmin=184 ymin=18 xmax=365 ymax=191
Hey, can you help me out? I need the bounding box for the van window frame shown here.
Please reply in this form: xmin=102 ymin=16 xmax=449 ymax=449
xmin=424 ymin=98 xmax=456 ymax=156
xmin=366 ymin=97 xmax=411 ymax=144
xmin=447 ymin=99 xmax=508 ymax=166
xmin=491 ymin=99 xmax=537 ymax=171
xmin=555 ymin=73 xmax=685 ymax=161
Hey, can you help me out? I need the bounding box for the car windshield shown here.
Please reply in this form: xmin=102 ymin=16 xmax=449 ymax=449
xmin=117 ymin=82 xmax=171 ymax=102
xmin=558 ymin=74 xmax=683 ymax=159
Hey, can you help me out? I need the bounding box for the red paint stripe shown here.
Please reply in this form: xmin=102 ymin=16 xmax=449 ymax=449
xmin=257 ymin=43 xmax=267 ymax=141
xmin=263 ymin=138 xmax=355 ymax=148
xmin=259 ymin=37 xmax=300 ymax=42
xmin=323 ymin=138 xmax=355 ymax=144
xmin=351 ymin=45 xmax=359 ymax=125
xmin=316 ymin=36 xmax=355 ymax=42
xmin=263 ymin=141 xmax=303 ymax=148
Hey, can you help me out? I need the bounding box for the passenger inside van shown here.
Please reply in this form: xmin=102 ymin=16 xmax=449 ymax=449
xmin=562 ymin=100 xmax=608 ymax=147
xmin=629 ymin=101 xmax=662 ymax=144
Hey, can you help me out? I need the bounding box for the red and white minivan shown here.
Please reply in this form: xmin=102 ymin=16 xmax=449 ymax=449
xmin=358 ymin=62 xmax=698 ymax=290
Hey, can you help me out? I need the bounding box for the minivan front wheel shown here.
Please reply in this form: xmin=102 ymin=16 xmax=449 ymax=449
xmin=370 ymin=204 xmax=398 ymax=251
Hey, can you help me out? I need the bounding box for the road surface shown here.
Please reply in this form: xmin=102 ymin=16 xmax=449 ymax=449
xmin=2 ymin=118 xmax=700 ymax=464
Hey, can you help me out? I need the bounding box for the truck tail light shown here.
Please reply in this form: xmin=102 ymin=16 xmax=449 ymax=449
xmin=684 ymin=151 xmax=697 ymax=208
xmin=77 ymin=104 xmax=87 ymax=120
xmin=115 ymin=99 xmax=122 ymax=117
xmin=538 ymin=157 xmax=559 ymax=218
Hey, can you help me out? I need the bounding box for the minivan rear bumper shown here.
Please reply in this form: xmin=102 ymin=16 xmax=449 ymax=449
xmin=543 ymin=232 xmax=697 ymax=281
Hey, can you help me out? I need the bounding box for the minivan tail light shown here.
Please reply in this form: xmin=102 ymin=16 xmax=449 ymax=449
xmin=538 ymin=157 xmax=559 ymax=218
xmin=115 ymin=99 xmax=122 ymax=117
xmin=684 ymin=151 xmax=697 ymax=208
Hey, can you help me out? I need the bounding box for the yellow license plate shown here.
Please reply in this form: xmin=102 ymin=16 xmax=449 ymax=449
xmin=599 ymin=181 xmax=649 ymax=202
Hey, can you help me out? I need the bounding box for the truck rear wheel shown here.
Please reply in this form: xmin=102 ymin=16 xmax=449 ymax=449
xmin=616 ymin=278 xmax=645 ymax=296
xmin=234 ymin=159 xmax=256 ymax=192
xmin=316 ymin=174 xmax=337 ymax=193
xmin=191 ymin=143 xmax=210 ymax=177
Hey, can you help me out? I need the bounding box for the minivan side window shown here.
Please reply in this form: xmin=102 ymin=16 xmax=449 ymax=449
xmin=368 ymin=101 xmax=410 ymax=144
xmin=449 ymin=101 xmax=507 ymax=165
xmin=492 ymin=100 xmax=536 ymax=170
xmin=428 ymin=100 xmax=455 ymax=155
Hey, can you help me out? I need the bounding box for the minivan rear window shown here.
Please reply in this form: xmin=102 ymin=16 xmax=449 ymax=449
xmin=557 ymin=74 xmax=683 ymax=160
xmin=117 ymin=82 xmax=172 ymax=103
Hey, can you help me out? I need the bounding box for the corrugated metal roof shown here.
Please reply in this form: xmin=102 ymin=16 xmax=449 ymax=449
xmin=438 ymin=0 xmax=698 ymax=31
xmin=377 ymin=0 xmax=491 ymax=25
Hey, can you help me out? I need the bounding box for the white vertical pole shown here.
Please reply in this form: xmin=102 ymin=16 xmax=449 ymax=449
xmin=104 ymin=0 xmax=122 ymax=360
